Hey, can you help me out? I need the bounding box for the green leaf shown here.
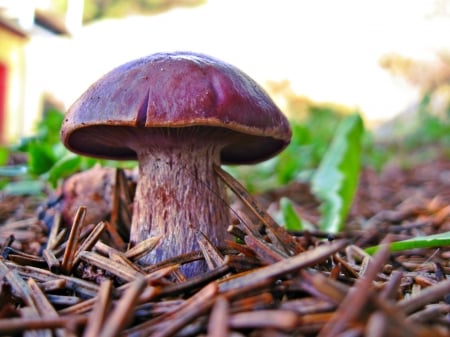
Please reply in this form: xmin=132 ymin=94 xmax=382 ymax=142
xmin=280 ymin=197 xmax=303 ymax=231
xmin=47 ymin=153 xmax=82 ymax=187
xmin=0 ymin=177 xmax=7 ymax=190
xmin=0 ymin=147 xmax=9 ymax=166
xmin=27 ymin=142 xmax=57 ymax=175
xmin=365 ymin=231 xmax=450 ymax=255
xmin=311 ymin=113 xmax=364 ymax=233
xmin=36 ymin=109 xmax=65 ymax=144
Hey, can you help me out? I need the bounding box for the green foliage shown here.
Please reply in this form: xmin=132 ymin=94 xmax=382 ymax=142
xmin=13 ymin=109 xmax=75 ymax=184
xmin=368 ymin=92 xmax=450 ymax=169
xmin=0 ymin=147 xmax=8 ymax=166
xmin=228 ymin=107 xmax=346 ymax=193
xmin=360 ymin=132 xmax=392 ymax=172
xmin=311 ymin=114 xmax=364 ymax=233
xmin=405 ymin=93 xmax=450 ymax=149
xmin=274 ymin=107 xmax=343 ymax=185
xmin=0 ymin=109 xmax=137 ymax=194
xmin=1 ymin=110 xmax=87 ymax=192
xmin=231 ymin=87 xmax=449 ymax=234
xmin=17 ymin=109 xmax=65 ymax=150
xmin=47 ymin=153 xmax=83 ymax=187
xmin=0 ymin=110 xmax=67 ymax=194
xmin=83 ymin=0 xmax=206 ymax=22
xmin=229 ymin=107 xmax=365 ymax=234
xmin=365 ymin=231 xmax=450 ymax=255
xmin=280 ymin=197 xmax=303 ymax=231
xmin=263 ymin=113 xmax=364 ymax=234
xmin=0 ymin=147 xmax=9 ymax=190
xmin=233 ymin=109 xmax=364 ymax=234
xmin=27 ymin=142 xmax=59 ymax=176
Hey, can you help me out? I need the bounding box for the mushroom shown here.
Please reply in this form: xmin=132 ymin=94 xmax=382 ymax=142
xmin=61 ymin=51 xmax=291 ymax=276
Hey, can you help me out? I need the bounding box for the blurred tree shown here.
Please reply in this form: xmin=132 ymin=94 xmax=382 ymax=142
xmin=377 ymin=52 xmax=450 ymax=159
xmin=380 ymin=52 xmax=450 ymax=92
xmin=83 ymin=0 xmax=206 ymax=22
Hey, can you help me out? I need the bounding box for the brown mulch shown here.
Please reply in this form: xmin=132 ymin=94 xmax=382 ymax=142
xmin=0 ymin=157 xmax=449 ymax=336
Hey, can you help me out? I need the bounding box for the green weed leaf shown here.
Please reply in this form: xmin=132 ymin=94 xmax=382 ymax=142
xmin=365 ymin=231 xmax=450 ymax=255
xmin=311 ymin=113 xmax=364 ymax=233
xmin=280 ymin=197 xmax=303 ymax=231
xmin=27 ymin=142 xmax=57 ymax=175
xmin=0 ymin=147 xmax=9 ymax=166
xmin=36 ymin=109 xmax=65 ymax=144
xmin=47 ymin=153 xmax=82 ymax=187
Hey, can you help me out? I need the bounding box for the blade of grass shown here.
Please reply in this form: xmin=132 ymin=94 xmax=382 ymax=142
xmin=365 ymin=231 xmax=450 ymax=255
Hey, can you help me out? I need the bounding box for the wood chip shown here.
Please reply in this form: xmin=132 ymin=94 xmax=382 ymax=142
xmin=110 ymin=168 xmax=132 ymax=246
xmin=98 ymin=277 xmax=147 ymax=337
xmin=231 ymin=292 xmax=274 ymax=312
xmin=219 ymin=240 xmax=348 ymax=293
xmin=5 ymin=261 xmax=100 ymax=298
xmin=207 ymin=295 xmax=229 ymax=337
xmin=124 ymin=235 xmax=162 ymax=261
xmin=83 ymin=279 xmax=113 ymax=337
xmin=397 ymin=278 xmax=450 ymax=315
xmin=229 ymin=310 xmax=298 ymax=331
xmin=244 ymin=232 xmax=287 ymax=264
xmin=61 ymin=206 xmax=86 ymax=274
xmin=73 ymin=221 xmax=107 ymax=267
xmin=2 ymin=158 xmax=450 ymax=336
xmin=0 ymin=316 xmax=87 ymax=335
xmin=0 ymin=260 xmax=35 ymax=308
xmin=27 ymin=278 xmax=65 ymax=337
xmin=109 ymin=249 xmax=142 ymax=272
xmin=46 ymin=212 xmax=62 ymax=251
xmin=196 ymin=230 xmax=225 ymax=270
xmin=78 ymin=251 xmax=144 ymax=282
xmin=42 ymin=249 xmax=60 ymax=273
xmin=27 ymin=278 xmax=58 ymax=317
xmin=215 ymin=165 xmax=302 ymax=255
xmin=149 ymin=282 xmax=218 ymax=337
xmin=318 ymin=243 xmax=391 ymax=337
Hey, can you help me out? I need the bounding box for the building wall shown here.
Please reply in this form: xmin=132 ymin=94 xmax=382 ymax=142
xmin=0 ymin=26 xmax=28 ymax=144
xmin=0 ymin=62 xmax=7 ymax=142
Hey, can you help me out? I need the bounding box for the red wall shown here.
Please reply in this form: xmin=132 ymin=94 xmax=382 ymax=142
xmin=0 ymin=62 xmax=7 ymax=143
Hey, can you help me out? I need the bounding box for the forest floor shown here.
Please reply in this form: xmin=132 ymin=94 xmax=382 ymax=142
xmin=0 ymin=150 xmax=449 ymax=336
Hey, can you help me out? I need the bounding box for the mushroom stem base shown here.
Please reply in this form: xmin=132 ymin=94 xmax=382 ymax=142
xmin=130 ymin=142 xmax=231 ymax=276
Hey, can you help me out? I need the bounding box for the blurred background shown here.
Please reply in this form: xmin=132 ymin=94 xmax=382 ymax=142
xmin=0 ymin=0 xmax=449 ymax=144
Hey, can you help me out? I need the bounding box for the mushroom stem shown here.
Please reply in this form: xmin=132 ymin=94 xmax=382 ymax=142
xmin=129 ymin=138 xmax=231 ymax=276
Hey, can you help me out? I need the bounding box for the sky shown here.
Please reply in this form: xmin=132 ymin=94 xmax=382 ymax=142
xmin=32 ymin=0 xmax=450 ymax=125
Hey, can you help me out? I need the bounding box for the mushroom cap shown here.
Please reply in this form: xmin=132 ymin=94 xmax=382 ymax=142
xmin=61 ymin=51 xmax=291 ymax=164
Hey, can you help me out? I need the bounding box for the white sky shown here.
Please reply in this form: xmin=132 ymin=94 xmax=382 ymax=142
xmin=34 ymin=0 xmax=450 ymax=124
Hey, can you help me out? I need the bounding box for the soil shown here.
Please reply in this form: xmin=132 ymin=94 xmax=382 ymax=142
xmin=0 ymin=154 xmax=449 ymax=336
